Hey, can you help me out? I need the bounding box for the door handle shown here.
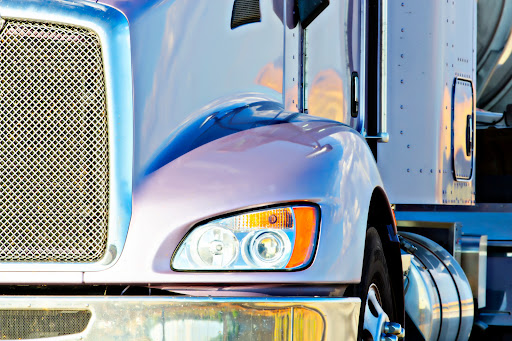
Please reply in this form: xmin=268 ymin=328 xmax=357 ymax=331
xmin=351 ymin=72 xmax=359 ymax=118
xmin=466 ymin=114 xmax=473 ymax=157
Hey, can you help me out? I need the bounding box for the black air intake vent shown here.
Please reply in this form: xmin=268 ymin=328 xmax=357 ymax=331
xmin=231 ymin=0 xmax=261 ymax=29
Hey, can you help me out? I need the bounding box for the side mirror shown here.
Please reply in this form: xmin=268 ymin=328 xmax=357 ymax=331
xmin=297 ymin=0 xmax=329 ymax=28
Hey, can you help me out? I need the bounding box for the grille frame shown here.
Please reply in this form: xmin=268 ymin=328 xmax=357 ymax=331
xmin=0 ymin=2 xmax=133 ymax=270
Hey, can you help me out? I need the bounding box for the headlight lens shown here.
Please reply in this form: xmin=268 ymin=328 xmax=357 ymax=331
xmin=193 ymin=226 xmax=239 ymax=267
xmin=172 ymin=205 xmax=318 ymax=271
xmin=243 ymin=230 xmax=291 ymax=268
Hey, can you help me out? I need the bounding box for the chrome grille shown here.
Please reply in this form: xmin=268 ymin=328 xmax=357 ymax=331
xmin=0 ymin=20 xmax=109 ymax=262
xmin=0 ymin=309 xmax=91 ymax=339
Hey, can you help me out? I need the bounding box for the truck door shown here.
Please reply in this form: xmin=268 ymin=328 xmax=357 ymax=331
xmin=291 ymin=0 xmax=362 ymax=131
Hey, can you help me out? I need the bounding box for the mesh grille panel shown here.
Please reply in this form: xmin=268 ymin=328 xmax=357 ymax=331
xmin=0 ymin=20 xmax=109 ymax=262
xmin=0 ymin=309 xmax=91 ymax=339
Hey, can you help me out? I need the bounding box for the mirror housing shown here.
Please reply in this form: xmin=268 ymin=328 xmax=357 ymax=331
xmin=297 ymin=0 xmax=329 ymax=28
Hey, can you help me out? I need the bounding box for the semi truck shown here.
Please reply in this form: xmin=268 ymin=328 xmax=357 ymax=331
xmin=0 ymin=0 xmax=510 ymax=340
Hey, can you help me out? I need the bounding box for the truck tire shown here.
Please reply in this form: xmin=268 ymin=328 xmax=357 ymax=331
xmin=348 ymin=227 xmax=395 ymax=341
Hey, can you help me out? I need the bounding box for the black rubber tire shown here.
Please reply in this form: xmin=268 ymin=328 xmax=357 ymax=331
xmin=347 ymin=227 xmax=395 ymax=341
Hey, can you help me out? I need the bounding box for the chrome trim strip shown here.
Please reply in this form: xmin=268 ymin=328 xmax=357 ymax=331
xmin=0 ymin=296 xmax=361 ymax=341
xmin=362 ymin=0 xmax=389 ymax=143
xmin=300 ymin=24 xmax=308 ymax=113
xmin=0 ymin=0 xmax=133 ymax=271
xmin=380 ymin=0 xmax=388 ymax=142
xmin=359 ymin=0 xmax=367 ymax=134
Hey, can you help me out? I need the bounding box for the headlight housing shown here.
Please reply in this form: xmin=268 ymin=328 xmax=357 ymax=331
xmin=172 ymin=205 xmax=319 ymax=271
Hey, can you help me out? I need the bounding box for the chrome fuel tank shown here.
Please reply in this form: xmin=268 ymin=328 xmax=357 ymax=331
xmin=401 ymin=232 xmax=474 ymax=341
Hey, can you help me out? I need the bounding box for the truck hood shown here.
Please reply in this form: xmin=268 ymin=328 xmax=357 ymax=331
xmin=94 ymin=0 xmax=287 ymax=184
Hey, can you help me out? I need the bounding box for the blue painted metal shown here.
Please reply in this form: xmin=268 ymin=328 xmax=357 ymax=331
xmin=395 ymin=206 xmax=512 ymax=241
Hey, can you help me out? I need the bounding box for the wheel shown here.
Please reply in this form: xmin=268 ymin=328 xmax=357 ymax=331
xmin=346 ymin=227 xmax=401 ymax=341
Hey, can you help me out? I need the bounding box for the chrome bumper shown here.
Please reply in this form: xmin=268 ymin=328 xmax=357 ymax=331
xmin=0 ymin=296 xmax=360 ymax=340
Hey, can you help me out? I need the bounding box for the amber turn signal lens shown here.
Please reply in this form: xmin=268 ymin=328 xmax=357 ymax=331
xmin=233 ymin=208 xmax=293 ymax=231
xmin=286 ymin=207 xmax=318 ymax=268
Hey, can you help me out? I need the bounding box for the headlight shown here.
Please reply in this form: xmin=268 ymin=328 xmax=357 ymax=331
xmin=172 ymin=205 xmax=319 ymax=271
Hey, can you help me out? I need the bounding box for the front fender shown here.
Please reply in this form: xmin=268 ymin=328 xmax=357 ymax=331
xmin=84 ymin=112 xmax=383 ymax=285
